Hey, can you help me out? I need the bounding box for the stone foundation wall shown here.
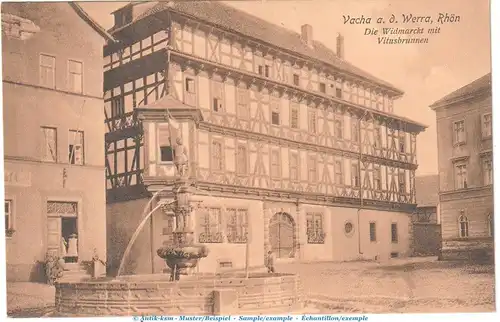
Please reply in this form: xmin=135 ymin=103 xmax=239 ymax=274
xmin=441 ymin=238 xmax=494 ymax=262
xmin=54 ymin=273 xmax=303 ymax=316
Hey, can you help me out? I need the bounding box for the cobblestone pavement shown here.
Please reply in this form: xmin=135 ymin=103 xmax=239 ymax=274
xmin=276 ymin=257 xmax=496 ymax=313
xmin=6 ymin=257 xmax=495 ymax=316
xmin=6 ymin=282 xmax=55 ymax=317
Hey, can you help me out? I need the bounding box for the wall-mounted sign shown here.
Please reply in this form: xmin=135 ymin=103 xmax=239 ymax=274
xmin=4 ymin=169 xmax=32 ymax=187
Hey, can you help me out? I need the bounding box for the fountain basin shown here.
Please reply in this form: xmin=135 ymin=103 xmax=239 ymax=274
xmin=54 ymin=273 xmax=304 ymax=316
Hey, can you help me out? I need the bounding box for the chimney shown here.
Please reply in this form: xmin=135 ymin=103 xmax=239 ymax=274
xmin=336 ymin=33 xmax=345 ymax=59
xmin=301 ymin=24 xmax=314 ymax=47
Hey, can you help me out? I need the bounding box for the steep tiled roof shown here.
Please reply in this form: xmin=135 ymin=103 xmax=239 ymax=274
xmin=118 ymin=1 xmax=403 ymax=95
xmin=430 ymin=72 xmax=491 ymax=109
xmin=415 ymin=175 xmax=439 ymax=207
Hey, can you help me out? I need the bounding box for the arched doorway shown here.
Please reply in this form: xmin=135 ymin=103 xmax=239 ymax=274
xmin=269 ymin=212 xmax=296 ymax=259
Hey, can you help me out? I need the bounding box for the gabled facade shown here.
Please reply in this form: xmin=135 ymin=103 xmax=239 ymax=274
xmin=431 ymin=73 xmax=493 ymax=260
xmin=103 ymin=1 xmax=427 ymax=275
xmin=2 ymin=2 xmax=113 ymax=281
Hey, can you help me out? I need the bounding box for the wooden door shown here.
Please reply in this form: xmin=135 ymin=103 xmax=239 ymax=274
xmin=47 ymin=216 xmax=61 ymax=257
xmin=269 ymin=212 xmax=295 ymax=258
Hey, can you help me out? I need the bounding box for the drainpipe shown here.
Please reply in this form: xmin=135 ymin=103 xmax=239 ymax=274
xmin=358 ymin=112 xmax=366 ymax=256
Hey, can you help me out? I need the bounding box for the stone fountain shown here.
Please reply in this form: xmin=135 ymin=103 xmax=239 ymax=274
xmin=53 ymin=131 xmax=305 ymax=317
xmin=156 ymin=136 xmax=209 ymax=281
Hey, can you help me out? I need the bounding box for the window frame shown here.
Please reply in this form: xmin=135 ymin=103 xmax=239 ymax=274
xmin=369 ymin=222 xmax=377 ymax=242
xmin=235 ymin=144 xmax=248 ymax=176
xmin=270 ymin=98 xmax=281 ymax=126
xmin=452 ymin=120 xmax=466 ymax=146
xmin=185 ymin=76 xmax=196 ymax=94
xmin=157 ymin=124 xmax=174 ymax=163
xmin=290 ymin=104 xmax=300 ymax=129
xmin=351 ymin=162 xmax=360 ymax=188
xmin=458 ymin=213 xmax=469 ymax=238
xmin=306 ymin=212 xmax=325 ymax=244
xmin=236 ymin=87 xmax=250 ymax=120
xmin=482 ymin=158 xmax=493 ymax=186
xmin=289 ymin=151 xmax=300 ymax=182
xmin=454 ymin=162 xmax=468 ymax=190
xmin=5 ymin=199 xmax=15 ymax=238
xmin=308 ymin=110 xmax=317 ymax=134
xmin=334 ymin=160 xmax=344 ymax=185
xmin=211 ymin=139 xmax=225 ymax=172
xmin=307 ymin=155 xmax=317 ymax=182
xmin=68 ymin=130 xmax=85 ymax=165
xmin=226 ymin=208 xmax=249 ymax=244
xmin=270 ymin=149 xmax=281 ymax=178
xmin=67 ymin=59 xmax=83 ymax=94
xmin=39 ymin=53 xmax=56 ymax=88
xmin=198 ymin=207 xmax=224 ymax=244
xmin=41 ymin=126 xmax=58 ymax=163
xmin=391 ymin=222 xmax=398 ymax=243
xmin=482 ymin=113 xmax=492 ymax=139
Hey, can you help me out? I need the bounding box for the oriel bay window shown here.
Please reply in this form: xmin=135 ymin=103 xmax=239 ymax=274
xmin=198 ymin=208 xmax=223 ymax=243
xmin=226 ymin=208 xmax=248 ymax=243
xmin=158 ymin=125 xmax=173 ymax=162
xmin=306 ymin=213 xmax=325 ymax=244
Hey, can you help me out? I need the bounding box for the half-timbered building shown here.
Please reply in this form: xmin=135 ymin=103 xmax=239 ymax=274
xmin=2 ymin=2 xmax=114 ymax=281
xmin=431 ymin=73 xmax=493 ymax=261
xmin=104 ymin=1 xmax=427 ymax=274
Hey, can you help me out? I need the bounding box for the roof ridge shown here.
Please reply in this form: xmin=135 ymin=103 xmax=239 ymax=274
xmin=69 ymin=2 xmax=116 ymax=42
xmin=430 ymin=72 xmax=491 ymax=108
xmin=120 ymin=1 xmax=403 ymax=94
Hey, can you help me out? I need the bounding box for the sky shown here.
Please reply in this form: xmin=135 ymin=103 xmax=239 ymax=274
xmin=80 ymin=0 xmax=492 ymax=176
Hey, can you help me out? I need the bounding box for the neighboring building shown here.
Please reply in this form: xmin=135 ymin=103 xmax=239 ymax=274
xmin=2 ymin=2 xmax=114 ymax=281
xmin=430 ymin=73 xmax=493 ymax=261
xmin=104 ymin=1 xmax=427 ymax=275
xmin=412 ymin=174 xmax=441 ymax=256
xmin=414 ymin=174 xmax=440 ymax=224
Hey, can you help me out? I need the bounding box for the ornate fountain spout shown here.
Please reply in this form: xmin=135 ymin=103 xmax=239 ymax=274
xmin=156 ymin=136 xmax=208 ymax=281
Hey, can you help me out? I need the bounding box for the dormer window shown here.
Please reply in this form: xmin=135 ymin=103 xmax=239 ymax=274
xmin=114 ymin=7 xmax=133 ymax=28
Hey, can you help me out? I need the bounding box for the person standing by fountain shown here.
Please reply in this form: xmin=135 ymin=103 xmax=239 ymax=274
xmin=266 ymin=250 xmax=276 ymax=274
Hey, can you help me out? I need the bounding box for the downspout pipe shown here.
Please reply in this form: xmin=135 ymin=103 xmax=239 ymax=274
xmin=358 ymin=112 xmax=367 ymax=256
